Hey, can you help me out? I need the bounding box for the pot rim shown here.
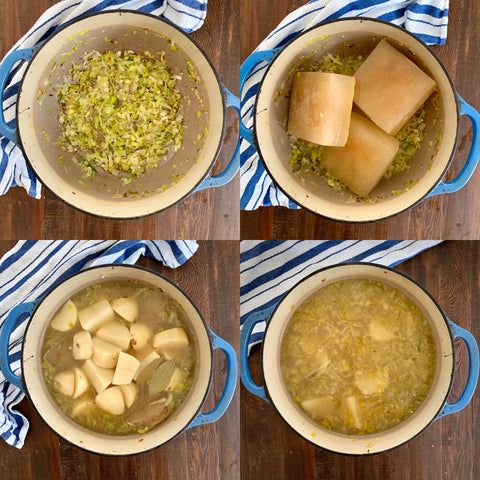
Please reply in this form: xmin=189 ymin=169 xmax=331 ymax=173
xmin=253 ymin=17 xmax=460 ymax=222
xmin=15 ymin=10 xmax=226 ymax=220
xmin=21 ymin=263 xmax=214 ymax=456
xmin=260 ymin=262 xmax=455 ymax=455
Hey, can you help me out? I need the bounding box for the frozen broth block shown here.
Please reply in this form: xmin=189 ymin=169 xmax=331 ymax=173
xmin=320 ymin=112 xmax=399 ymax=197
xmin=353 ymin=39 xmax=436 ymax=135
xmin=288 ymin=72 xmax=355 ymax=146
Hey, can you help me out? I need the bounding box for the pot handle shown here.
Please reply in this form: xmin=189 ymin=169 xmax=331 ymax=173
xmin=240 ymin=48 xmax=281 ymax=145
xmin=239 ymin=305 xmax=276 ymax=403
xmin=188 ymin=328 xmax=238 ymax=427
xmin=0 ymin=46 xmax=40 ymax=144
xmin=194 ymin=84 xmax=240 ymax=191
xmin=436 ymin=318 xmax=479 ymax=419
xmin=427 ymin=95 xmax=480 ymax=197
xmin=0 ymin=302 xmax=36 ymax=392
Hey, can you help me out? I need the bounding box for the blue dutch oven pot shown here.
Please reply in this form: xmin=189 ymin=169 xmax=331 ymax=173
xmin=0 ymin=10 xmax=240 ymax=219
xmin=240 ymin=263 xmax=479 ymax=455
xmin=240 ymin=18 xmax=480 ymax=222
xmin=0 ymin=264 xmax=237 ymax=455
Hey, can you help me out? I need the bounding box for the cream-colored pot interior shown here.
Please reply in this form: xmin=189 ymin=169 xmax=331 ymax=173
xmin=255 ymin=18 xmax=458 ymax=222
xmin=262 ymin=263 xmax=454 ymax=455
xmin=22 ymin=265 xmax=212 ymax=456
xmin=17 ymin=11 xmax=224 ymax=218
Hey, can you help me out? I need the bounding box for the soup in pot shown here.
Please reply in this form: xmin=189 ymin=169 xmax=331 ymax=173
xmin=280 ymin=279 xmax=436 ymax=435
xmin=41 ymin=280 xmax=196 ymax=436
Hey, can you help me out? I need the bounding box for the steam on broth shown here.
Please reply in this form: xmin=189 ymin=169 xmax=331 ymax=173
xmin=280 ymin=279 xmax=436 ymax=435
xmin=41 ymin=280 xmax=196 ymax=436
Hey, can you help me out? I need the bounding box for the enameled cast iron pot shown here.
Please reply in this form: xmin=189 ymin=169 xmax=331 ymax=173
xmin=240 ymin=18 xmax=480 ymax=222
xmin=0 ymin=10 xmax=240 ymax=219
xmin=240 ymin=263 xmax=479 ymax=455
xmin=0 ymin=265 xmax=237 ymax=456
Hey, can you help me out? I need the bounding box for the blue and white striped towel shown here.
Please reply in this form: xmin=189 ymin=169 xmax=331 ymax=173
xmin=240 ymin=240 xmax=442 ymax=352
xmin=0 ymin=0 xmax=207 ymax=199
xmin=0 ymin=240 xmax=198 ymax=448
xmin=240 ymin=0 xmax=449 ymax=210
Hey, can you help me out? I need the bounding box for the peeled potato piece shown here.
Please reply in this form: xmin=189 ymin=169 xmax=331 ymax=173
xmin=120 ymin=383 xmax=137 ymax=408
xmin=354 ymin=371 xmax=388 ymax=395
xmin=343 ymin=396 xmax=362 ymax=430
xmin=369 ymin=322 xmax=394 ymax=341
xmin=153 ymin=327 xmax=189 ymax=350
xmin=82 ymin=359 xmax=114 ymax=393
xmin=97 ymin=321 xmax=131 ymax=350
xmin=165 ymin=366 xmax=186 ymax=392
xmin=130 ymin=323 xmax=151 ymax=351
xmin=320 ymin=112 xmax=399 ymax=197
xmin=112 ymin=296 xmax=138 ymax=323
xmin=288 ymin=71 xmax=355 ymax=146
xmin=73 ymin=330 xmax=93 ymax=360
xmin=113 ymin=352 xmax=141 ymax=385
xmin=71 ymin=399 xmax=96 ymax=417
xmin=95 ymin=386 xmax=125 ymax=415
xmin=92 ymin=337 xmax=122 ymax=369
xmin=301 ymin=396 xmax=337 ymax=419
xmin=78 ymin=298 xmax=114 ymax=332
xmin=50 ymin=300 xmax=77 ymax=331
xmin=73 ymin=367 xmax=90 ymax=398
xmin=54 ymin=370 xmax=75 ymax=397
xmin=354 ymin=39 xmax=437 ymax=135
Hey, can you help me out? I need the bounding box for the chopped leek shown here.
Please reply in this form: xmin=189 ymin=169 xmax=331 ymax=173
xmin=57 ymin=50 xmax=184 ymax=185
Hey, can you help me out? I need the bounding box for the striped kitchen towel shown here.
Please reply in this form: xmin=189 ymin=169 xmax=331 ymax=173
xmin=0 ymin=0 xmax=207 ymax=198
xmin=0 ymin=239 xmax=198 ymax=448
xmin=240 ymin=0 xmax=449 ymax=209
xmin=240 ymin=240 xmax=442 ymax=352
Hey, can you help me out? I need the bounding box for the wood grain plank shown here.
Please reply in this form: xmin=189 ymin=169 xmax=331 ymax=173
xmin=0 ymin=400 xmax=62 ymax=480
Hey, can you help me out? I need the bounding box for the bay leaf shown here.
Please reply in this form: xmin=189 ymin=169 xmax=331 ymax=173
xmin=135 ymin=357 xmax=164 ymax=387
xmin=148 ymin=359 xmax=175 ymax=397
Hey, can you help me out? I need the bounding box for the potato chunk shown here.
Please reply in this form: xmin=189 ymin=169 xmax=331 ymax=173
xmin=96 ymin=321 xmax=131 ymax=350
xmin=78 ymin=298 xmax=114 ymax=332
xmin=369 ymin=322 xmax=394 ymax=341
xmin=354 ymin=39 xmax=437 ymax=135
xmin=112 ymin=296 xmax=138 ymax=323
xmin=50 ymin=300 xmax=77 ymax=331
xmin=82 ymin=359 xmax=114 ymax=393
xmin=354 ymin=371 xmax=388 ymax=395
xmin=153 ymin=327 xmax=189 ymax=350
xmin=71 ymin=399 xmax=96 ymax=417
xmin=120 ymin=383 xmax=137 ymax=408
xmin=73 ymin=330 xmax=93 ymax=360
xmin=54 ymin=370 xmax=75 ymax=397
xmin=113 ymin=352 xmax=141 ymax=385
xmin=288 ymin=72 xmax=355 ymax=146
xmin=320 ymin=112 xmax=399 ymax=197
xmin=73 ymin=367 xmax=90 ymax=399
xmin=92 ymin=337 xmax=122 ymax=369
xmin=343 ymin=396 xmax=362 ymax=430
xmin=95 ymin=386 xmax=125 ymax=415
xmin=301 ymin=396 xmax=337 ymax=419
xmin=130 ymin=323 xmax=151 ymax=351
xmin=165 ymin=366 xmax=186 ymax=392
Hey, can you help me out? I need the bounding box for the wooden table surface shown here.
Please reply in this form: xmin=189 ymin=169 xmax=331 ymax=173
xmin=0 ymin=0 xmax=239 ymax=240
xmin=241 ymin=241 xmax=480 ymax=480
xmin=240 ymin=0 xmax=480 ymax=240
xmin=0 ymin=240 xmax=239 ymax=480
